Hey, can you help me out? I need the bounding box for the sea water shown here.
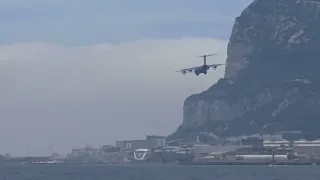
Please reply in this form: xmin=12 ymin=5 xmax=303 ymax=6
xmin=0 ymin=164 xmax=319 ymax=180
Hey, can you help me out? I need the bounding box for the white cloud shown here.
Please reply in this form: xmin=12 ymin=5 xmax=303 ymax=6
xmin=0 ymin=37 xmax=227 ymax=156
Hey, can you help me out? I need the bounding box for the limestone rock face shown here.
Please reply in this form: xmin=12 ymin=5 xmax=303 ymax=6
xmin=170 ymin=0 xmax=320 ymax=140
xmin=225 ymin=0 xmax=320 ymax=78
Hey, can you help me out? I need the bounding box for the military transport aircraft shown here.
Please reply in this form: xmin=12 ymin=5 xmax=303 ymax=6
xmin=176 ymin=53 xmax=225 ymax=76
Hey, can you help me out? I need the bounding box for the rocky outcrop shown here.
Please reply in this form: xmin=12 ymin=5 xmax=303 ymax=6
xmin=225 ymin=0 xmax=320 ymax=78
xmin=170 ymin=0 xmax=320 ymax=140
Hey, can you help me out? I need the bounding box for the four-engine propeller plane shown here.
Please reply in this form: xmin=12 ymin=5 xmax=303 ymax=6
xmin=176 ymin=53 xmax=225 ymax=76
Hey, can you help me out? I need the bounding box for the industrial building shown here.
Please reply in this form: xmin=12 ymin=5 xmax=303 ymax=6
xmin=66 ymin=145 xmax=125 ymax=163
xmin=263 ymin=139 xmax=320 ymax=157
xmin=116 ymin=135 xmax=166 ymax=152
xmin=115 ymin=135 xmax=167 ymax=161
xmin=276 ymin=131 xmax=303 ymax=141
xmin=192 ymin=144 xmax=252 ymax=161
xmin=240 ymin=137 xmax=264 ymax=148
xmin=67 ymin=145 xmax=101 ymax=163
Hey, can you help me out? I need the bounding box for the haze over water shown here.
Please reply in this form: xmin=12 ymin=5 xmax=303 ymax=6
xmin=0 ymin=0 xmax=253 ymax=157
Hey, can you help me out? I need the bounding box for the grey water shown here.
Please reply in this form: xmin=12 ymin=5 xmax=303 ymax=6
xmin=0 ymin=164 xmax=320 ymax=180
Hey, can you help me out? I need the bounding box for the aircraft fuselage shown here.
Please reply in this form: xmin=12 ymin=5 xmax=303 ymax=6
xmin=194 ymin=65 xmax=209 ymax=76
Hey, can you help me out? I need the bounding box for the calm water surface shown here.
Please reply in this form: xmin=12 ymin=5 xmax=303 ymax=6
xmin=0 ymin=164 xmax=320 ymax=180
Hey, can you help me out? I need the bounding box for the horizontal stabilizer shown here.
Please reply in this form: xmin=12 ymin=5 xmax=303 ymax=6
xmin=196 ymin=53 xmax=218 ymax=58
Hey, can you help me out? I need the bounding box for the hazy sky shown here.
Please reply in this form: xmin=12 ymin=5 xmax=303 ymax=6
xmin=0 ymin=0 xmax=253 ymax=156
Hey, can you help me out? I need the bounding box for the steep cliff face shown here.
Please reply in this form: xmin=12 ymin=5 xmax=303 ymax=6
xmin=225 ymin=0 xmax=320 ymax=78
xmin=170 ymin=0 xmax=320 ymax=140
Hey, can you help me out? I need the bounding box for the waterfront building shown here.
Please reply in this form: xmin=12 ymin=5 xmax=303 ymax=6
xmin=68 ymin=145 xmax=101 ymax=163
xmin=263 ymin=139 xmax=320 ymax=157
xmin=146 ymin=135 xmax=166 ymax=148
xmin=240 ymin=137 xmax=264 ymax=148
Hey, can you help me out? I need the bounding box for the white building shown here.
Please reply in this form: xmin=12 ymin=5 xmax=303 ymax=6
xmin=263 ymin=139 xmax=320 ymax=157
xmin=68 ymin=145 xmax=101 ymax=162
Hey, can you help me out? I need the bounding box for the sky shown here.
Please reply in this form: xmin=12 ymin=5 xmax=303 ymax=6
xmin=0 ymin=0 xmax=253 ymax=156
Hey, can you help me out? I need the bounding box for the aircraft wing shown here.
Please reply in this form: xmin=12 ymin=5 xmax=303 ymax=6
xmin=207 ymin=63 xmax=225 ymax=69
xmin=175 ymin=66 xmax=198 ymax=74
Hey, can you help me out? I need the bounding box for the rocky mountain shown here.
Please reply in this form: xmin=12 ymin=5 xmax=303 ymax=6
xmin=169 ymin=0 xmax=320 ymax=141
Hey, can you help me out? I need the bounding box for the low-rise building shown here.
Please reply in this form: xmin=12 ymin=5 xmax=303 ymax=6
xmin=116 ymin=135 xmax=167 ymax=152
xmin=68 ymin=145 xmax=101 ymax=163
xmin=241 ymin=137 xmax=264 ymax=148
xmin=115 ymin=135 xmax=167 ymax=161
xmin=146 ymin=135 xmax=166 ymax=148
xmin=192 ymin=144 xmax=251 ymax=160
xmin=276 ymin=131 xmax=303 ymax=141
xmin=263 ymin=139 xmax=320 ymax=157
xmin=116 ymin=140 xmax=133 ymax=151
xmin=99 ymin=145 xmax=124 ymax=163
